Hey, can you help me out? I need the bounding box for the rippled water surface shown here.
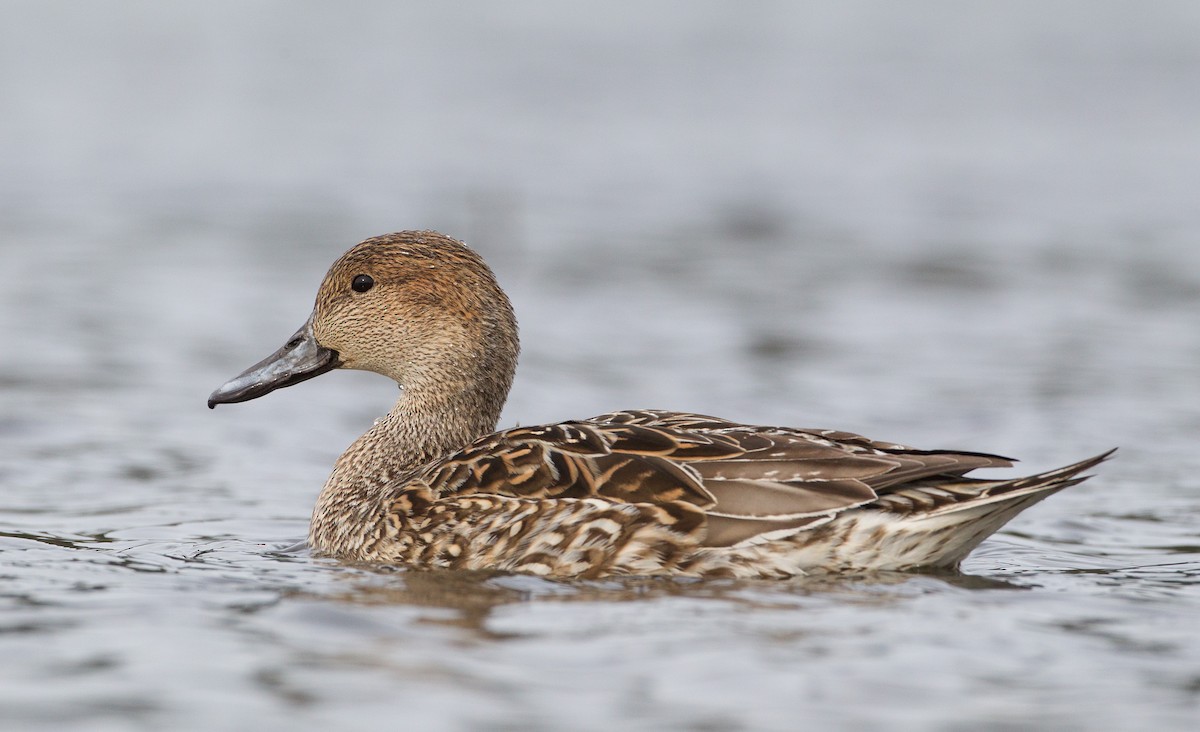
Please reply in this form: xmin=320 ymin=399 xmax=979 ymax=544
xmin=2 ymin=3 xmax=1199 ymax=730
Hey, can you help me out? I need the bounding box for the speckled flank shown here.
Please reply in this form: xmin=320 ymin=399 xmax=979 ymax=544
xmin=210 ymin=231 xmax=1115 ymax=578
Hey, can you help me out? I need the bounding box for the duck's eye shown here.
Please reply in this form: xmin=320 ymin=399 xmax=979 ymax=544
xmin=351 ymin=274 xmax=374 ymax=293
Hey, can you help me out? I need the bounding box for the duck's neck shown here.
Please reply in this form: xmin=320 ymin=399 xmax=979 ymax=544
xmin=386 ymin=383 xmax=505 ymax=469
xmin=307 ymin=379 xmax=507 ymax=557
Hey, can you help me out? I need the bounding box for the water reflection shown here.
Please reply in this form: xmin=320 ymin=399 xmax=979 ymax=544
xmin=294 ymin=566 xmax=1033 ymax=640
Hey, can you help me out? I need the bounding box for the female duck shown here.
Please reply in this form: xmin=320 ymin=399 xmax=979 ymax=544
xmin=209 ymin=231 xmax=1111 ymax=579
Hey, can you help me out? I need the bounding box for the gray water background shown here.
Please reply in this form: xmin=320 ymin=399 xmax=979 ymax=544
xmin=2 ymin=2 xmax=1199 ymax=730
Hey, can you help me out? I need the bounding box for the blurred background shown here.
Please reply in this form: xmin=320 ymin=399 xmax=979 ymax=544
xmin=1 ymin=3 xmax=1198 ymax=730
xmin=3 ymin=2 xmax=1198 ymax=448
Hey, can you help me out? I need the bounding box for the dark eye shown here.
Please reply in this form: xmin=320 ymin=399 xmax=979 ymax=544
xmin=351 ymin=274 xmax=374 ymax=293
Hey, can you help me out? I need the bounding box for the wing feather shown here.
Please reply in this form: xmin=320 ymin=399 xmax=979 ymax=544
xmin=419 ymin=410 xmax=1023 ymax=548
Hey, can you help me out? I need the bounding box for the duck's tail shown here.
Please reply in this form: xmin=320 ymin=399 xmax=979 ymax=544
xmin=833 ymin=449 xmax=1116 ymax=571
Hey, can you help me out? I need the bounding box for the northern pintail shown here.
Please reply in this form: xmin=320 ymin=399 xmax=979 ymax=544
xmin=209 ymin=231 xmax=1112 ymax=578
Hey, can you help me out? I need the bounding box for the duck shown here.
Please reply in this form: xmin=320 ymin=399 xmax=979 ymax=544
xmin=208 ymin=231 xmax=1113 ymax=579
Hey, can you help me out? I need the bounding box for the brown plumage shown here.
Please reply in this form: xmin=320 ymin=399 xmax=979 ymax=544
xmin=209 ymin=231 xmax=1113 ymax=578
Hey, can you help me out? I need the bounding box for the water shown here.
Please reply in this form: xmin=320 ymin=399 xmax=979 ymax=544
xmin=2 ymin=3 xmax=1199 ymax=730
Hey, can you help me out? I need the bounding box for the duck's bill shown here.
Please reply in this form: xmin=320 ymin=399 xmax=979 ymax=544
xmin=208 ymin=318 xmax=340 ymax=408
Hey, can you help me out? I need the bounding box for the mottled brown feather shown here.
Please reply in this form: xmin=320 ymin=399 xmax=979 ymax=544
xmin=412 ymin=410 xmax=1039 ymax=549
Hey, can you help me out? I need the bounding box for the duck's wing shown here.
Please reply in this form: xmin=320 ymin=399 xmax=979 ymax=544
xmin=418 ymin=410 xmax=1016 ymax=548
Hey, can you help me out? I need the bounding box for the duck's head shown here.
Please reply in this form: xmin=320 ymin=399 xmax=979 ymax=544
xmin=208 ymin=231 xmax=519 ymax=414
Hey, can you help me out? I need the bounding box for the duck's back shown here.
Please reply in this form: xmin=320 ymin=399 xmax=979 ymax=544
xmin=361 ymin=410 xmax=1110 ymax=578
